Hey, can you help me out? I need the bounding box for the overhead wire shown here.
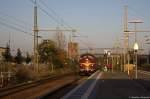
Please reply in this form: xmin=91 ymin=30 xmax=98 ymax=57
xmin=128 ymin=6 xmax=150 ymax=20
xmin=118 ymin=0 xmax=150 ymax=23
xmin=0 ymin=20 xmax=45 ymax=48
xmin=29 ymin=0 xmax=75 ymax=30
xmin=0 ymin=21 xmax=33 ymax=36
xmin=0 ymin=10 xmax=33 ymax=37
xmin=127 ymin=7 xmax=144 ymax=22
xmin=77 ymin=37 xmax=93 ymax=50
xmin=29 ymin=0 xmax=93 ymax=50
xmin=39 ymin=0 xmax=74 ymax=30
xmin=29 ymin=0 xmax=61 ymax=25
xmin=39 ymin=0 xmax=60 ymax=21
xmin=0 ymin=16 xmax=32 ymax=32
xmin=0 ymin=11 xmax=32 ymax=29
xmin=29 ymin=0 xmax=79 ymax=44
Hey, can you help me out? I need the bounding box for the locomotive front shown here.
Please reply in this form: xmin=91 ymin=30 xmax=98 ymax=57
xmin=79 ymin=54 xmax=97 ymax=75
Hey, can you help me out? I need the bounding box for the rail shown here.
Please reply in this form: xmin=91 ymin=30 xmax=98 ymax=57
xmin=61 ymin=71 xmax=102 ymax=99
xmin=0 ymin=72 xmax=75 ymax=98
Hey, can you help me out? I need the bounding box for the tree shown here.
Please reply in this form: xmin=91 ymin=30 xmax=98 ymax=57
xmin=53 ymin=48 xmax=67 ymax=68
xmin=15 ymin=48 xmax=23 ymax=64
xmin=25 ymin=52 xmax=31 ymax=64
xmin=54 ymin=31 xmax=66 ymax=49
xmin=38 ymin=40 xmax=56 ymax=64
xmin=3 ymin=43 xmax=12 ymax=62
xmin=38 ymin=40 xmax=67 ymax=68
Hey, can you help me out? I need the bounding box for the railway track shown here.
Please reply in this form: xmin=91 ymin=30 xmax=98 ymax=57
xmin=39 ymin=76 xmax=88 ymax=99
xmin=138 ymin=70 xmax=150 ymax=76
xmin=0 ymin=72 xmax=78 ymax=99
xmin=138 ymin=66 xmax=150 ymax=71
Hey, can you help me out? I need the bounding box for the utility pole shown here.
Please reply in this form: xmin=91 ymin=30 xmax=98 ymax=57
xmin=123 ymin=5 xmax=150 ymax=77
xmin=33 ymin=0 xmax=39 ymax=72
xmin=31 ymin=0 xmax=76 ymax=72
xmin=124 ymin=5 xmax=129 ymax=72
xmin=8 ymin=33 xmax=11 ymax=76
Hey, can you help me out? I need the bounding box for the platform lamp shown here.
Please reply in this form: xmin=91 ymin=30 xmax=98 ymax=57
xmin=133 ymin=42 xmax=139 ymax=79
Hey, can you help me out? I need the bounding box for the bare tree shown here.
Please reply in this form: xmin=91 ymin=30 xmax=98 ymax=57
xmin=54 ymin=31 xmax=66 ymax=49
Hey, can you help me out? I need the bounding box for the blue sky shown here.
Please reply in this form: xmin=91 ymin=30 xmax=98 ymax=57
xmin=0 ymin=0 xmax=150 ymax=55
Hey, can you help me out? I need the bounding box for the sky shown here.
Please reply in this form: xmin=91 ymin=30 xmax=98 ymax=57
xmin=0 ymin=0 xmax=150 ymax=55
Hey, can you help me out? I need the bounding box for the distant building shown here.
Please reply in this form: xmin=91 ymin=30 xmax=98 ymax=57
xmin=0 ymin=47 xmax=6 ymax=61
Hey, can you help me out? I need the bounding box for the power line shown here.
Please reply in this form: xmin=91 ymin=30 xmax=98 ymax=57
xmin=40 ymin=0 xmax=74 ymax=30
xmin=29 ymin=0 xmax=74 ymax=30
xmin=0 ymin=11 xmax=32 ymax=30
xmin=78 ymin=37 xmax=92 ymax=49
xmin=39 ymin=0 xmax=60 ymax=20
xmin=128 ymin=7 xmax=144 ymax=21
xmin=29 ymin=0 xmax=76 ymax=44
xmin=0 ymin=21 xmax=33 ymax=36
xmin=128 ymin=6 xmax=150 ymax=20
xmin=29 ymin=0 xmax=61 ymax=25
xmin=0 ymin=16 xmax=32 ymax=32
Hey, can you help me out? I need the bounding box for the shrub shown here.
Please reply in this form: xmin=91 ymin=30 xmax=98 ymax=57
xmin=15 ymin=65 xmax=37 ymax=82
xmin=141 ymin=64 xmax=150 ymax=68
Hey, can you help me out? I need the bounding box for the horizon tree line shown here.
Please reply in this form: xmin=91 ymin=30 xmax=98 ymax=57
xmin=2 ymin=44 xmax=31 ymax=64
xmin=2 ymin=39 xmax=69 ymax=68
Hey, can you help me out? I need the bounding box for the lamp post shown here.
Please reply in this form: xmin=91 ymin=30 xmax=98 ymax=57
xmin=134 ymin=42 xmax=139 ymax=79
xmin=129 ymin=19 xmax=142 ymax=79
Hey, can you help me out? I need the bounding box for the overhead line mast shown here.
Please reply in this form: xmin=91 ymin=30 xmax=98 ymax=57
xmin=32 ymin=0 xmax=76 ymax=70
xmin=123 ymin=5 xmax=130 ymax=72
xmin=33 ymin=0 xmax=39 ymax=72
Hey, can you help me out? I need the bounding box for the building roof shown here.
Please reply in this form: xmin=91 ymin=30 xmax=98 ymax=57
xmin=0 ymin=47 xmax=6 ymax=49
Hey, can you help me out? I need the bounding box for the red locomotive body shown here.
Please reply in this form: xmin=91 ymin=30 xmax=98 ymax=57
xmin=79 ymin=53 xmax=97 ymax=75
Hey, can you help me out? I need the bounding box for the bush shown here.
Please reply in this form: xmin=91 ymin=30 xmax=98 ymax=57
xmin=141 ymin=64 xmax=150 ymax=68
xmin=15 ymin=65 xmax=37 ymax=82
